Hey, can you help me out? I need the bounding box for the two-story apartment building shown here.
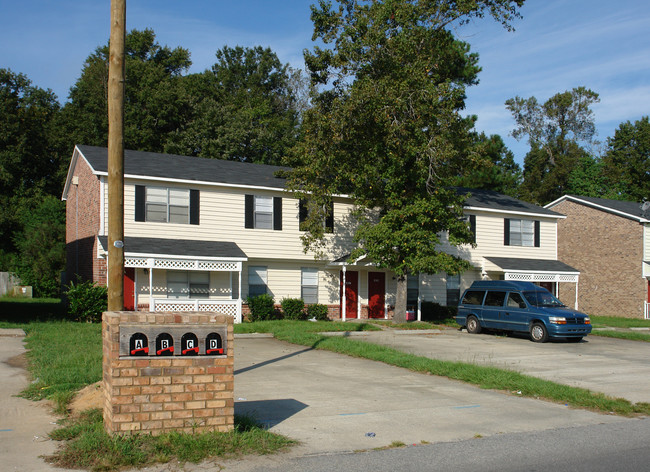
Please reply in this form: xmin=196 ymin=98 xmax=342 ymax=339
xmin=62 ymin=145 xmax=579 ymax=322
xmin=546 ymin=195 xmax=650 ymax=318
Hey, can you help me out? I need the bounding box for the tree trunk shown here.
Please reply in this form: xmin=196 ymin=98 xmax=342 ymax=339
xmin=393 ymin=274 xmax=407 ymax=323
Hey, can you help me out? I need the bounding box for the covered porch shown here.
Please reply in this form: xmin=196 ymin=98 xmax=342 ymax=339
xmin=328 ymin=255 xmax=395 ymax=322
xmin=483 ymin=257 xmax=580 ymax=309
xmin=98 ymin=236 xmax=247 ymax=322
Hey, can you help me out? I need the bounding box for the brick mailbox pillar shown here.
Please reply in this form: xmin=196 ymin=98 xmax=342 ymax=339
xmin=102 ymin=311 xmax=234 ymax=435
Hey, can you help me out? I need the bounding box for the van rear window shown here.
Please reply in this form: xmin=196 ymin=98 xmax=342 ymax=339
xmin=461 ymin=290 xmax=485 ymax=305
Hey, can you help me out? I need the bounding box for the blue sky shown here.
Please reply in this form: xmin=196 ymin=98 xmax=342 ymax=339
xmin=1 ymin=0 xmax=648 ymax=164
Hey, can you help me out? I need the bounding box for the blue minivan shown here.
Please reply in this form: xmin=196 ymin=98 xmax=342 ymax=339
xmin=455 ymin=281 xmax=592 ymax=342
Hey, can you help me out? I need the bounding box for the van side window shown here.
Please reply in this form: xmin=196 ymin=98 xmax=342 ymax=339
xmin=507 ymin=292 xmax=527 ymax=309
xmin=484 ymin=291 xmax=506 ymax=307
xmin=461 ymin=290 xmax=485 ymax=305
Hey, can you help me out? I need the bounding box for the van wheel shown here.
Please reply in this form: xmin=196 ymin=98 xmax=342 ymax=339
xmin=466 ymin=315 xmax=482 ymax=334
xmin=530 ymin=322 xmax=548 ymax=343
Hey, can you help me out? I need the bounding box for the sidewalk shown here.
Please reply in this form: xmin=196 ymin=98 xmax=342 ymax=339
xmin=0 ymin=329 xmax=77 ymax=472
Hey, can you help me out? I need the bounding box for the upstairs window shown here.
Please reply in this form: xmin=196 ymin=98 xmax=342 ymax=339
xmin=461 ymin=214 xmax=476 ymax=243
xmin=135 ymin=185 xmax=199 ymax=225
xmin=245 ymin=195 xmax=282 ymax=230
xmin=504 ymin=218 xmax=540 ymax=247
xmin=299 ymin=199 xmax=334 ymax=233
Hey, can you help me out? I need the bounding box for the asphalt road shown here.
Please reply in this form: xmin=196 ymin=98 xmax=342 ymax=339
xmin=216 ymin=419 xmax=650 ymax=472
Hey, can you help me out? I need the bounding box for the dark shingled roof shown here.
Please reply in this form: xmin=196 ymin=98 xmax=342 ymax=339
xmin=549 ymin=195 xmax=648 ymax=221
xmin=98 ymin=236 xmax=247 ymax=260
xmin=78 ymin=145 xmax=288 ymax=189
xmin=455 ymin=187 xmax=562 ymax=217
xmin=76 ymin=146 xmax=560 ymax=217
xmin=485 ymin=257 xmax=578 ymax=273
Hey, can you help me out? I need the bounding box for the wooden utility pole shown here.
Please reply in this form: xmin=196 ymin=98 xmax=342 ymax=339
xmin=107 ymin=0 xmax=126 ymax=311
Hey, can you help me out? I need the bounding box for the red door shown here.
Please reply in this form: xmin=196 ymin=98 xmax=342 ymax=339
xmin=368 ymin=272 xmax=385 ymax=319
xmin=340 ymin=271 xmax=358 ymax=319
xmin=124 ymin=267 xmax=135 ymax=311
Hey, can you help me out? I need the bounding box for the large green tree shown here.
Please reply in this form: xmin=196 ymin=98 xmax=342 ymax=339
xmin=62 ymin=28 xmax=192 ymax=152
xmin=506 ymin=86 xmax=599 ymax=204
xmin=602 ymin=116 xmax=650 ymax=201
xmin=165 ymin=45 xmax=301 ymax=164
xmin=287 ymin=0 xmax=525 ymax=321
xmin=452 ymin=132 xmax=521 ymax=196
xmin=0 ymin=69 xmax=66 ymax=294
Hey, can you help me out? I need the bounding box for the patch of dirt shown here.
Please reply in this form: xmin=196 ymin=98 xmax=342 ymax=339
xmin=69 ymin=381 xmax=103 ymax=415
xmin=5 ymin=352 xmax=28 ymax=369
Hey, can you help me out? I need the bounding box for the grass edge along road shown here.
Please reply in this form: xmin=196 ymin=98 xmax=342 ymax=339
xmin=3 ymin=317 xmax=650 ymax=471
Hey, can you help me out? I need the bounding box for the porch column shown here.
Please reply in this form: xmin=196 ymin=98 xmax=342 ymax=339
xmin=342 ymin=266 xmax=347 ymax=322
xmin=238 ymin=266 xmax=243 ymax=324
xmin=148 ymin=258 xmax=154 ymax=311
xmin=417 ymin=273 xmax=422 ymax=322
xmin=575 ymin=280 xmax=579 ymax=310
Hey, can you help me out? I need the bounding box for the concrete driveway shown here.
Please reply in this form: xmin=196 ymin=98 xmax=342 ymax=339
xmin=233 ymin=332 xmax=634 ymax=458
xmin=359 ymin=328 xmax=650 ymax=404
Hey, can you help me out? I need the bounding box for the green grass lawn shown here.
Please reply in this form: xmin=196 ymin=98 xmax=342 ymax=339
xmin=5 ymin=309 xmax=650 ymax=471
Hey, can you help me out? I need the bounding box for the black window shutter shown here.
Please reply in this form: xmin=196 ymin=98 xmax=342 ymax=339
xmin=325 ymin=201 xmax=334 ymax=233
xmin=534 ymin=220 xmax=541 ymax=247
xmin=299 ymin=199 xmax=307 ymax=226
xmin=273 ymin=197 xmax=282 ymax=230
xmin=245 ymin=194 xmax=254 ymax=228
xmin=189 ymin=189 xmax=200 ymax=225
xmin=504 ymin=218 xmax=510 ymax=246
xmin=469 ymin=215 xmax=476 ymax=243
xmin=135 ymin=185 xmax=145 ymax=222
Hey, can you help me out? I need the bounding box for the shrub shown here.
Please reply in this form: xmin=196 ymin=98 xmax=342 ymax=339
xmin=65 ymin=280 xmax=107 ymax=322
xmin=306 ymin=303 xmax=329 ymax=321
xmin=281 ymin=298 xmax=306 ymax=320
xmin=246 ymin=294 xmax=276 ymax=322
xmin=420 ymin=302 xmax=457 ymax=323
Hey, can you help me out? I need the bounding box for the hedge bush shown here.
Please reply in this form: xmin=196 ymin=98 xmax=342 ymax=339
xmin=246 ymin=294 xmax=276 ymax=322
xmin=420 ymin=301 xmax=457 ymax=322
xmin=306 ymin=303 xmax=329 ymax=321
xmin=281 ymin=298 xmax=306 ymax=320
xmin=65 ymin=280 xmax=108 ymax=322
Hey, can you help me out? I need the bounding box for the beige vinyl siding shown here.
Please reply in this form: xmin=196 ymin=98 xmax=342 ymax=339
xmin=115 ymin=180 xmax=359 ymax=261
xmin=439 ymin=211 xmax=559 ymax=270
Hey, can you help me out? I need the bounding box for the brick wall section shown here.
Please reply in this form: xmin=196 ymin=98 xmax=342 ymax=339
xmin=103 ymin=311 xmax=234 ymax=435
xmin=65 ymin=154 xmax=104 ymax=284
xmin=553 ymin=200 xmax=646 ymax=318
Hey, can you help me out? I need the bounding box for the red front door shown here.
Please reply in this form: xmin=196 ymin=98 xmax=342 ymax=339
xmin=124 ymin=267 xmax=135 ymax=311
xmin=340 ymin=270 xmax=358 ymax=319
xmin=368 ymin=272 xmax=386 ymax=319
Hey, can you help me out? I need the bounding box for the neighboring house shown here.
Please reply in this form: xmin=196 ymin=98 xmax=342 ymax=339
xmin=545 ymin=195 xmax=650 ymax=319
xmin=62 ymin=145 xmax=578 ymax=322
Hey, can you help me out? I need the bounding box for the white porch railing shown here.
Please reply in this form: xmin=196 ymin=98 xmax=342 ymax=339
xmin=150 ymin=298 xmax=242 ymax=323
xmin=645 ymin=301 xmax=650 ymax=320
